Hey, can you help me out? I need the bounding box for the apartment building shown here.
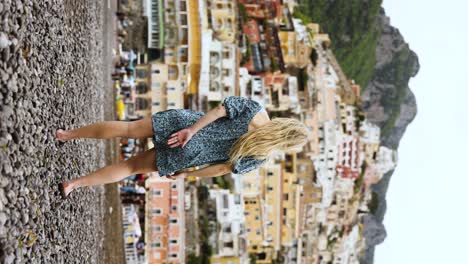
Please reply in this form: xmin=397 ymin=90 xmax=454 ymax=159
xmin=336 ymin=135 xmax=361 ymax=180
xmin=208 ymin=189 xmax=247 ymax=258
xmin=199 ymin=38 xmax=238 ymax=108
xmin=149 ymin=63 xmax=184 ymax=113
xmin=145 ymin=176 xmax=185 ymax=263
xmin=206 ymin=0 xmax=238 ymax=43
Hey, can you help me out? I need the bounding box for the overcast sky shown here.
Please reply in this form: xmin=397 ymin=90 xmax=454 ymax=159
xmin=375 ymin=0 xmax=468 ymax=263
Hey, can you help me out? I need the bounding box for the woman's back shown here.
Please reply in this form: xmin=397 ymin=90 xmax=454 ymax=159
xmin=151 ymin=96 xmax=265 ymax=176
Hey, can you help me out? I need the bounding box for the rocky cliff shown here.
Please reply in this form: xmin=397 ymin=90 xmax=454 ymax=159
xmin=360 ymin=7 xmax=420 ymax=264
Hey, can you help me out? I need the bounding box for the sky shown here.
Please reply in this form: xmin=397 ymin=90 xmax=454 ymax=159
xmin=375 ymin=0 xmax=468 ymax=263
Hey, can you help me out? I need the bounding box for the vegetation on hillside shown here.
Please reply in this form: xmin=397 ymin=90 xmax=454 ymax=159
xmin=294 ymin=0 xmax=383 ymax=90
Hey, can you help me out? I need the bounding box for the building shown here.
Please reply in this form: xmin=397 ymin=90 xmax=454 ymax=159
xmin=264 ymin=72 xmax=299 ymax=112
xmin=261 ymin=162 xmax=283 ymax=251
xmin=145 ymin=0 xmax=164 ymax=49
xmin=199 ymin=37 xmax=238 ymax=109
xmin=278 ymin=31 xmax=311 ymax=69
xmin=149 ymin=63 xmax=184 ymax=113
xmin=131 ymin=64 xmax=153 ymax=118
xmin=206 ymin=0 xmax=238 ymax=43
xmin=281 ymin=153 xmax=301 ymax=247
xmin=374 ymin=146 xmax=398 ymax=175
xmin=339 ymin=103 xmax=359 ymax=136
xmin=145 ymin=175 xmax=185 ymax=263
xmin=210 ymin=256 xmax=241 ymax=264
xmin=336 ymin=135 xmax=361 ymax=180
xmin=208 ymin=189 xmax=248 ymax=258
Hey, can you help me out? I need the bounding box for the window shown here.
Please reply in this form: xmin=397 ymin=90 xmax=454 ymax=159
xmin=283 ymin=194 xmax=289 ymax=201
xmin=170 ymin=253 xmax=178 ymax=258
xmin=171 ymin=205 xmax=177 ymax=211
xmin=136 ymin=69 xmax=148 ymax=78
xmin=152 ymin=242 xmax=161 ymax=248
xmin=152 ymin=225 xmax=162 ymax=233
xmin=169 ymin=239 xmax=178 ymax=244
xmin=234 ymin=195 xmax=241 ymax=205
xmin=136 ymin=83 xmax=148 ymax=94
xmin=267 ymin=171 xmax=274 ymax=176
xmin=136 ymin=98 xmax=150 ymax=110
xmin=222 ymin=69 xmax=231 ymax=77
xmin=152 ymin=208 xmax=162 ymax=215
xmin=256 ymin=229 xmax=261 ymax=235
xmin=170 ymin=218 xmax=178 ymax=224
xmin=152 ymin=190 xmax=162 ymax=197
xmin=171 ymin=183 xmax=177 ymax=189
xmin=154 ymin=69 xmax=161 ymax=74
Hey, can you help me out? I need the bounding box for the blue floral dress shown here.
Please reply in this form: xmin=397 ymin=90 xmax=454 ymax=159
xmin=151 ymin=96 xmax=266 ymax=177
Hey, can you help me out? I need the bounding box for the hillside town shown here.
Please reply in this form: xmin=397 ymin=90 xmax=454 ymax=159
xmin=112 ymin=0 xmax=398 ymax=263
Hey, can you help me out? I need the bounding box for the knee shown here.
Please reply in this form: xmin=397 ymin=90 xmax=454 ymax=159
xmin=126 ymin=158 xmax=139 ymax=174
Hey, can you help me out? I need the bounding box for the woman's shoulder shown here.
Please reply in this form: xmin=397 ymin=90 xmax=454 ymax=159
xmin=249 ymin=107 xmax=270 ymax=130
xmin=222 ymin=96 xmax=263 ymax=121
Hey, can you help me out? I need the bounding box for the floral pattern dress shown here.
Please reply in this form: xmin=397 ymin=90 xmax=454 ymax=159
xmin=151 ymin=96 xmax=266 ymax=177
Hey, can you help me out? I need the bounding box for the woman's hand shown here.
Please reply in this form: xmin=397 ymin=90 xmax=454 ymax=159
xmin=167 ymin=128 xmax=194 ymax=148
xmin=166 ymin=171 xmax=188 ymax=180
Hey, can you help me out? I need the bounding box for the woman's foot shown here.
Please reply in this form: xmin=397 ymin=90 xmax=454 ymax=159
xmin=56 ymin=129 xmax=74 ymax=142
xmin=59 ymin=181 xmax=75 ymax=198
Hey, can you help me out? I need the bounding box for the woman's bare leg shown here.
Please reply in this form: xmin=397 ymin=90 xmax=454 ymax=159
xmin=56 ymin=117 xmax=153 ymax=141
xmin=62 ymin=148 xmax=157 ymax=196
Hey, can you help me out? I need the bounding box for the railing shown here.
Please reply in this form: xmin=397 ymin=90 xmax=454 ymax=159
xmin=122 ymin=205 xmax=145 ymax=264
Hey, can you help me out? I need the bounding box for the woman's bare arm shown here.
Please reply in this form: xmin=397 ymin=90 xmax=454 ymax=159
xmin=187 ymin=162 xmax=232 ymax=178
xmin=189 ymin=105 xmax=226 ymax=135
xmin=166 ymin=162 xmax=232 ymax=179
xmin=167 ymin=105 xmax=227 ymax=148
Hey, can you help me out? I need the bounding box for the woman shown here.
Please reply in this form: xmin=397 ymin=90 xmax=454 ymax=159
xmin=56 ymin=96 xmax=309 ymax=198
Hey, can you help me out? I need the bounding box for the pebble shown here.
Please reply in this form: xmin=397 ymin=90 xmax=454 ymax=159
xmin=0 ymin=32 xmax=10 ymax=49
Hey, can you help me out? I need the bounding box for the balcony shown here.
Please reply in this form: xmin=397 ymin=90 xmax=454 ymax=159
xmin=168 ymin=65 xmax=179 ymax=80
xmin=210 ymin=66 xmax=220 ymax=79
xmin=164 ymin=27 xmax=177 ymax=46
xmin=210 ymin=52 xmax=220 ymax=64
xmin=210 ymin=81 xmax=220 ymax=92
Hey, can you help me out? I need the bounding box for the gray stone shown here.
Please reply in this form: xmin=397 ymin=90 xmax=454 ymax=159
xmin=6 ymin=190 xmax=16 ymax=204
xmin=0 ymin=32 xmax=10 ymax=49
xmin=0 ymin=211 xmax=6 ymax=226
xmin=2 ymin=105 xmax=13 ymax=118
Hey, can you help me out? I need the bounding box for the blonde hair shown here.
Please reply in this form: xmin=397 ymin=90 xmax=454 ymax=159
xmin=228 ymin=118 xmax=309 ymax=164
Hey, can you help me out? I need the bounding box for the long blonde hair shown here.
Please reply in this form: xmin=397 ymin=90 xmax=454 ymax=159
xmin=228 ymin=118 xmax=309 ymax=164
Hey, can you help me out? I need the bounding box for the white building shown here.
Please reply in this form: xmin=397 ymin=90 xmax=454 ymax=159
xmin=333 ymin=225 xmax=361 ymax=264
xmin=375 ymin=146 xmax=398 ymax=175
xmin=199 ymin=33 xmax=238 ymax=105
xmin=208 ymin=189 xmax=246 ymax=257
xmin=292 ymin=18 xmax=311 ymax=46
xmin=359 ymin=119 xmax=381 ymax=144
